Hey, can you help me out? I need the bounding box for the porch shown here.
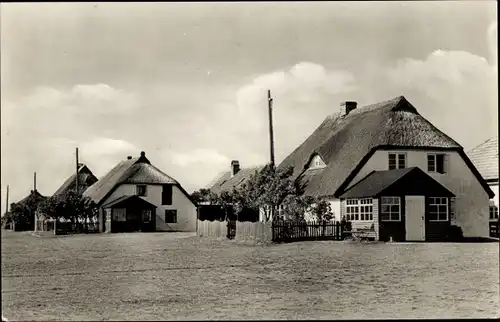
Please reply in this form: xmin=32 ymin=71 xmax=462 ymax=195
xmin=340 ymin=167 xmax=456 ymax=242
xmin=101 ymin=195 xmax=157 ymax=233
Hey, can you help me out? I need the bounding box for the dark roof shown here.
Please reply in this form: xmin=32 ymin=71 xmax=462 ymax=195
xmin=207 ymin=166 xmax=264 ymax=195
xmin=83 ymin=152 xmax=191 ymax=206
xmin=340 ymin=167 xmax=455 ymax=198
xmin=467 ymin=137 xmax=498 ymax=182
xmin=17 ymin=190 xmax=47 ymax=208
xmin=278 ymin=96 xmax=469 ymax=198
xmin=101 ymin=195 xmax=157 ymax=209
xmin=53 ymin=164 xmax=98 ymax=198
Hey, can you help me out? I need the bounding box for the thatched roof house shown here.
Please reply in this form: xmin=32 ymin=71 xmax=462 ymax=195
xmin=17 ymin=189 xmax=47 ymax=209
xmin=207 ymin=160 xmax=264 ymax=195
xmin=279 ymin=96 xmax=493 ymax=199
xmin=467 ymin=137 xmax=498 ymax=185
xmin=52 ymin=163 xmax=98 ymax=199
xmin=274 ymin=95 xmax=493 ymax=241
xmin=83 ymin=151 xmax=197 ymax=233
xmin=467 ymin=136 xmax=499 ymax=224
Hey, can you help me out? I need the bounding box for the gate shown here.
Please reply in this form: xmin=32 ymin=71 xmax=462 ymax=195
xmin=227 ymin=220 xmax=236 ymax=239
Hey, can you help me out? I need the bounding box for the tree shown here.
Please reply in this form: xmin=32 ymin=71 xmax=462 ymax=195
xmin=190 ymin=188 xmax=218 ymax=204
xmin=38 ymin=191 xmax=98 ymax=233
xmin=231 ymin=164 xmax=298 ymax=222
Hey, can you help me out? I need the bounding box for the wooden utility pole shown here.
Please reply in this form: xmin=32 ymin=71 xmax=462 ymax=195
xmin=268 ymin=89 xmax=275 ymax=168
xmin=5 ymin=185 xmax=9 ymax=215
xmin=33 ymin=172 xmax=36 ymax=191
xmin=75 ymin=147 xmax=79 ymax=194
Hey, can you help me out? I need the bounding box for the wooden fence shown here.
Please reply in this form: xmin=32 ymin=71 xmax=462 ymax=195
xmin=55 ymin=221 xmax=100 ymax=235
xmin=197 ymin=220 xmax=228 ymax=239
xmin=490 ymin=221 xmax=499 ymax=238
xmin=272 ymin=220 xmax=346 ymax=242
xmin=235 ymin=221 xmax=272 ymax=242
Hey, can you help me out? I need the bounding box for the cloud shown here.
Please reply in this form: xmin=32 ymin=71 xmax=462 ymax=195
xmin=488 ymin=21 xmax=497 ymax=68
xmin=236 ymin=62 xmax=357 ymax=117
xmin=170 ymin=148 xmax=230 ymax=168
xmin=0 ymin=84 xmax=140 ymax=206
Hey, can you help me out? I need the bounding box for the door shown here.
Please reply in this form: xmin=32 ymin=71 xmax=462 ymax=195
xmin=405 ymin=196 xmax=425 ymax=241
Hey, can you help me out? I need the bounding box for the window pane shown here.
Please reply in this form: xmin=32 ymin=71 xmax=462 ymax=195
xmin=391 ymin=205 xmax=400 ymax=213
xmin=438 ymin=205 xmax=447 ymax=214
xmin=382 ymin=205 xmax=390 ymax=213
xmin=380 ymin=213 xmax=390 ymax=221
xmin=360 ymin=213 xmax=365 ymax=221
xmin=428 ymin=213 xmax=438 ymax=221
xmin=438 ymin=212 xmax=447 ymax=221
xmin=398 ymin=154 xmax=405 ymax=168
xmin=390 ymin=212 xmax=399 ymax=221
xmin=355 ymin=214 xmax=359 ymax=220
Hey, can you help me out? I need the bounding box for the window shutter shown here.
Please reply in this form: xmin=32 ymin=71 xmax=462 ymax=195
xmin=443 ymin=154 xmax=449 ymax=173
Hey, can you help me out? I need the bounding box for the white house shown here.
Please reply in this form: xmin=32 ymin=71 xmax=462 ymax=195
xmin=467 ymin=137 xmax=499 ymax=227
xmin=83 ymin=151 xmax=197 ymax=233
xmin=277 ymin=96 xmax=494 ymax=241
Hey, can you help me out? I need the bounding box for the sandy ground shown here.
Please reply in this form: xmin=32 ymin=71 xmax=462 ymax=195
xmin=1 ymin=230 xmax=499 ymax=321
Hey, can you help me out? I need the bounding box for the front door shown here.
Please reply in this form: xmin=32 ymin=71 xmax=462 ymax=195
xmin=405 ymin=196 xmax=425 ymax=241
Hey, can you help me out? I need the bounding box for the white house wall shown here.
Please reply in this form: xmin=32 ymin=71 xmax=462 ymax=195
xmin=345 ymin=149 xmax=490 ymax=237
xmin=102 ymin=184 xmax=197 ymax=232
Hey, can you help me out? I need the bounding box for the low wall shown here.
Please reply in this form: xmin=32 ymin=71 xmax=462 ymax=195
xmin=235 ymin=221 xmax=272 ymax=242
xmin=197 ymin=220 xmax=227 ymax=239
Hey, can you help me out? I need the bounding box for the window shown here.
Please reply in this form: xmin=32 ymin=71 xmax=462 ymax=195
xmin=388 ymin=153 xmax=406 ymax=170
xmin=428 ymin=197 xmax=448 ymax=221
xmin=142 ymin=209 xmax=152 ymax=222
xmin=490 ymin=206 xmax=499 ymax=221
xmin=309 ymin=154 xmax=326 ymax=169
xmin=345 ymin=198 xmax=373 ymax=221
xmin=136 ymin=185 xmax=147 ymax=197
xmin=428 ymin=154 xmax=447 ymax=174
xmin=165 ymin=210 xmax=177 ymax=223
xmin=380 ymin=197 xmax=401 ymax=221
xmin=162 ymin=185 xmax=173 ymax=205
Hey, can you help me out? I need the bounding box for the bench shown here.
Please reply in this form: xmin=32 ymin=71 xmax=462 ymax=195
xmin=343 ymin=228 xmax=376 ymax=240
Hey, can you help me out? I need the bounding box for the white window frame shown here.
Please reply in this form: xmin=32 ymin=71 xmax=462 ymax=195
xmin=490 ymin=205 xmax=499 ymax=221
xmin=380 ymin=196 xmax=401 ymax=221
xmin=428 ymin=197 xmax=448 ymax=222
xmin=345 ymin=198 xmax=373 ymax=222
xmin=388 ymin=152 xmax=406 ymax=170
xmin=427 ymin=153 xmax=447 ymax=174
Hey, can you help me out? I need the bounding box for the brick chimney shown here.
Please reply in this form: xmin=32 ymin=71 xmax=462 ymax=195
xmin=340 ymin=101 xmax=357 ymax=117
xmin=127 ymin=156 xmax=132 ymax=160
xmin=231 ymin=160 xmax=240 ymax=177
xmin=140 ymin=151 xmax=145 ymax=157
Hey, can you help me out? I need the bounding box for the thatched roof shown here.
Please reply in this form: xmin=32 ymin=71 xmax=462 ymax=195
xmin=467 ymin=137 xmax=498 ymax=183
xmin=52 ymin=164 xmax=98 ymax=198
xmin=207 ymin=165 xmax=264 ymax=195
xmin=279 ymin=95 xmax=493 ymax=198
xmin=17 ymin=190 xmax=47 ymax=209
xmin=83 ymin=152 xmax=188 ymax=206
xmin=339 ymin=167 xmax=454 ymax=199
xmin=101 ymin=195 xmax=157 ymax=209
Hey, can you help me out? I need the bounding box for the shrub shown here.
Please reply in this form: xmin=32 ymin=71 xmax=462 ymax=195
xmin=445 ymin=225 xmax=464 ymax=242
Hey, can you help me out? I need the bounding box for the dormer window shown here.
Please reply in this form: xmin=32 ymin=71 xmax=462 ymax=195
xmin=308 ymin=154 xmax=326 ymax=169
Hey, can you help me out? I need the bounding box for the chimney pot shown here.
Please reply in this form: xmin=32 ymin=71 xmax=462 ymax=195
xmin=127 ymin=156 xmax=132 ymax=160
xmin=340 ymin=101 xmax=357 ymax=116
xmin=231 ymin=160 xmax=240 ymax=177
xmin=140 ymin=151 xmax=146 ymax=157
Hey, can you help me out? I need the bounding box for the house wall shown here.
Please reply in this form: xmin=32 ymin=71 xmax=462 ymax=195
xmin=345 ymin=149 xmax=490 ymax=237
xmin=491 ymin=184 xmax=499 ymax=207
xmin=102 ymin=184 xmax=197 ymax=232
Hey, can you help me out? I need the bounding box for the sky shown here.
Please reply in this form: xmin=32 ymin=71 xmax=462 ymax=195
xmin=1 ymin=1 xmax=498 ymax=214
